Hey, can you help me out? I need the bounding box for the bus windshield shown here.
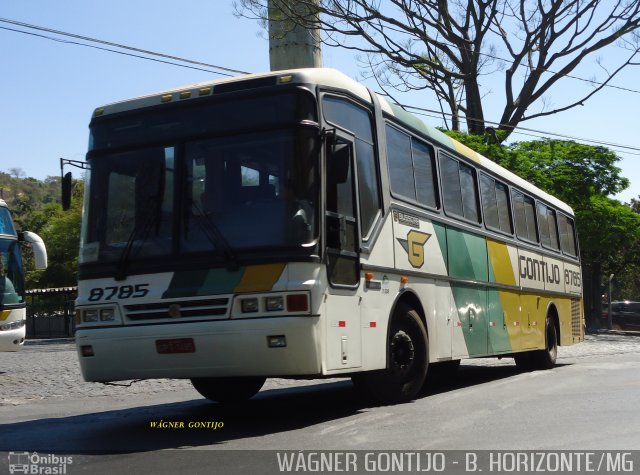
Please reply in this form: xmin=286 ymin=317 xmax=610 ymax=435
xmin=82 ymin=91 xmax=319 ymax=269
xmin=0 ymin=206 xmax=16 ymax=236
xmin=0 ymin=239 xmax=25 ymax=306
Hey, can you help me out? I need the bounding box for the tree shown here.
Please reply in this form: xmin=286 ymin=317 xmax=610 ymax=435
xmin=238 ymin=0 xmax=640 ymax=139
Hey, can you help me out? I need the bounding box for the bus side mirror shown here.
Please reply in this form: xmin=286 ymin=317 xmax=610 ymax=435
xmin=62 ymin=172 xmax=72 ymax=211
xmin=328 ymin=143 xmax=350 ymax=184
xmin=19 ymin=231 xmax=48 ymax=270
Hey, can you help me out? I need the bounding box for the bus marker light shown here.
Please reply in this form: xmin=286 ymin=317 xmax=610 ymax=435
xmin=161 ymin=94 xmax=173 ymax=103
xmin=81 ymin=345 xmax=94 ymax=357
xmin=267 ymin=335 xmax=287 ymax=348
xmin=369 ymin=322 xmax=377 ymax=328
xmin=199 ymin=87 xmax=212 ymax=96
xmin=400 ymin=276 xmax=409 ymax=285
xmin=179 ymin=91 xmax=192 ymax=100
xmin=278 ymin=75 xmax=293 ymax=83
xmin=286 ymin=294 xmax=309 ymax=312
xmin=365 ymin=272 xmax=374 ymax=281
xmin=339 ymin=321 xmax=346 ymax=327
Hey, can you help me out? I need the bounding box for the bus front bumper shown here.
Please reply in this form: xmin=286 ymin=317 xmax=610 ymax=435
xmin=75 ymin=316 xmax=322 ymax=382
xmin=0 ymin=326 xmax=26 ymax=352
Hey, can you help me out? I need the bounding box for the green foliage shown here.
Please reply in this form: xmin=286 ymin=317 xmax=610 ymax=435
xmin=2 ymin=171 xmax=82 ymax=289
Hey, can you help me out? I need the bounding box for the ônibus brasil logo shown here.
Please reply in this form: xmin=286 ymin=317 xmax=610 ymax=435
xmin=8 ymin=452 xmax=73 ymax=474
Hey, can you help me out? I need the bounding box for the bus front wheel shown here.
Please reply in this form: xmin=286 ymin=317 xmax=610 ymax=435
xmin=352 ymin=304 xmax=428 ymax=405
xmin=190 ymin=376 xmax=266 ymax=403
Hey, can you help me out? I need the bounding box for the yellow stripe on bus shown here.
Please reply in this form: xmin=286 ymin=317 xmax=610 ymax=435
xmin=487 ymin=239 xmax=517 ymax=285
xmin=453 ymin=141 xmax=481 ymax=163
xmin=234 ymin=263 xmax=286 ymax=293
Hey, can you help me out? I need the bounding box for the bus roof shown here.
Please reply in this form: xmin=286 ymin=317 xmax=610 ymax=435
xmin=94 ymin=67 xmax=574 ymax=216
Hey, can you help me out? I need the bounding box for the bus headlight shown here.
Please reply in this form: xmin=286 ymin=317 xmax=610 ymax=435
xmin=232 ymin=292 xmax=311 ymax=318
xmin=78 ymin=307 xmax=119 ymax=325
xmin=83 ymin=309 xmax=99 ymax=322
xmin=265 ymin=296 xmax=284 ymax=312
xmin=241 ymin=298 xmax=259 ymax=313
xmin=0 ymin=319 xmax=25 ymax=331
xmin=100 ymin=308 xmax=115 ymax=321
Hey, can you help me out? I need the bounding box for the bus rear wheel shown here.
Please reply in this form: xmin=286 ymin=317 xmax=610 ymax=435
xmin=530 ymin=316 xmax=558 ymax=370
xmin=352 ymin=304 xmax=428 ymax=405
xmin=190 ymin=376 xmax=266 ymax=403
xmin=515 ymin=316 xmax=558 ymax=371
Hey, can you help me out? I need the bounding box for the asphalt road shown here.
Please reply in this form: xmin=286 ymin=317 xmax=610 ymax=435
xmin=1 ymin=332 xmax=640 ymax=474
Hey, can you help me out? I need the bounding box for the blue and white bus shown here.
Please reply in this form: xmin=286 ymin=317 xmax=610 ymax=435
xmin=0 ymin=199 xmax=47 ymax=351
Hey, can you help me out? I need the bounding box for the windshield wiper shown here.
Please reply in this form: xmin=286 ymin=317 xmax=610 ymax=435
xmin=187 ymin=200 xmax=239 ymax=272
xmin=114 ymin=196 xmax=162 ymax=281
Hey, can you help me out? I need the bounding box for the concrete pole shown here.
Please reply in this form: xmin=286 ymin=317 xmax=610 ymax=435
xmin=268 ymin=0 xmax=322 ymax=71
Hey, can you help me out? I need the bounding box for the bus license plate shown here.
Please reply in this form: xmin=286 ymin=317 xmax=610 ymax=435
xmin=156 ymin=338 xmax=195 ymax=354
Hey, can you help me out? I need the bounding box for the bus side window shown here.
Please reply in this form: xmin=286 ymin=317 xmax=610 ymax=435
xmin=480 ymin=174 xmax=513 ymax=235
xmin=537 ymin=203 xmax=560 ymax=251
xmin=385 ymin=125 xmax=438 ymax=210
xmin=440 ymin=153 xmax=479 ymax=223
xmin=512 ymin=190 xmax=538 ymax=243
xmin=558 ymin=214 xmax=577 ymax=256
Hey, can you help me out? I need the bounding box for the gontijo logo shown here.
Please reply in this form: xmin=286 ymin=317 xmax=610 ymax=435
xmin=8 ymin=452 xmax=73 ymax=474
xmin=397 ymin=230 xmax=431 ymax=269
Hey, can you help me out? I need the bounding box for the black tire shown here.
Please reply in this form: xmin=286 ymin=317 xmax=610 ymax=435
xmin=352 ymin=304 xmax=428 ymax=404
xmin=190 ymin=377 xmax=266 ymax=403
xmin=530 ymin=315 xmax=558 ymax=370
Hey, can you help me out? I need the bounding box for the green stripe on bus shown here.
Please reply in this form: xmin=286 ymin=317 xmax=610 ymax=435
xmin=162 ymin=268 xmax=245 ymax=298
xmin=446 ymin=226 xmax=513 ymax=355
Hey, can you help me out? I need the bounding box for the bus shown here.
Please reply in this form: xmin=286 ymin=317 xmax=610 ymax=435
xmin=70 ymin=68 xmax=583 ymax=404
xmin=0 ymin=199 xmax=47 ymax=351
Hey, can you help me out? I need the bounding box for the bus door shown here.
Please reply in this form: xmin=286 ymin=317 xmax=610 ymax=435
xmin=324 ymin=132 xmax=362 ymax=371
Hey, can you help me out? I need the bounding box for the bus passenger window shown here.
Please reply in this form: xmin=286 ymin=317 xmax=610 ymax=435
xmin=386 ymin=125 xmax=415 ymax=201
xmin=558 ymin=214 xmax=577 ymax=256
xmin=413 ymin=140 xmax=438 ymax=209
xmin=537 ymin=203 xmax=560 ymax=250
xmin=480 ymin=174 xmax=513 ymax=234
xmin=440 ymin=153 xmax=479 ymax=222
xmin=513 ymin=190 xmax=538 ymax=243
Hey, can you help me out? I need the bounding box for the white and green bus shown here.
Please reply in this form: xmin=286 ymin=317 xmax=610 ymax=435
xmin=0 ymin=199 xmax=47 ymax=351
xmin=72 ymin=68 xmax=583 ymax=404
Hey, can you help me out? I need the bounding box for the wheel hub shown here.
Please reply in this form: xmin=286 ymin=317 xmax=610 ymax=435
xmin=390 ymin=330 xmax=415 ymax=374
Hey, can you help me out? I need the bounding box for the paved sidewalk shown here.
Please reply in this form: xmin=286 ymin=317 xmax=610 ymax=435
xmin=2 ymin=332 xmax=640 ymax=407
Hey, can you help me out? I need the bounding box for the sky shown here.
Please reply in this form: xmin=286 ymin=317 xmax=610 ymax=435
xmin=1 ymin=0 xmax=639 ymax=203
